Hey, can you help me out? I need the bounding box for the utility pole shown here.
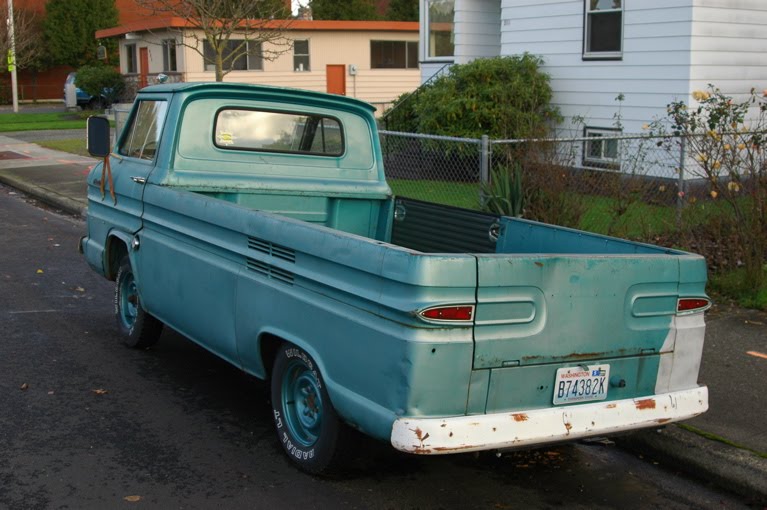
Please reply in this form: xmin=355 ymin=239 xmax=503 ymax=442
xmin=7 ymin=0 xmax=18 ymax=112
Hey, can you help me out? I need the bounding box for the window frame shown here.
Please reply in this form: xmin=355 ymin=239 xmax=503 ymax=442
xmin=293 ymin=39 xmax=311 ymax=72
xmin=424 ymin=0 xmax=455 ymax=62
xmin=202 ymin=40 xmax=264 ymax=72
xmin=118 ymin=100 xmax=169 ymax=161
xmin=582 ymin=0 xmax=624 ymax=60
xmin=212 ymin=107 xmax=345 ymax=157
xmin=162 ymin=39 xmax=177 ymax=72
xmin=125 ymin=43 xmax=137 ymax=74
xmin=582 ymin=126 xmax=621 ymax=170
xmin=370 ymin=40 xmax=419 ymax=69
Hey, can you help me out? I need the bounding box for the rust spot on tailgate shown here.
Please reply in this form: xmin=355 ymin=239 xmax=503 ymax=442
xmin=534 ymin=262 xmax=544 ymax=267
xmin=564 ymin=422 xmax=573 ymax=435
xmin=433 ymin=444 xmax=476 ymax=453
xmin=606 ymin=403 xmax=617 ymax=409
xmin=635 ymin=398 xmax=656 ymax=410
xmin=511 ymin=413 xmax=529 ymax=422
xmin=656 ymin=418 xmax=671 ymax=424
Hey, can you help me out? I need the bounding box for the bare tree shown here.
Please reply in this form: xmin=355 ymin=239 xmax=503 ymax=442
xmin=134 ymin=0 xmax=294 ymax=82
xmin=0 ymin=1 xmax=43 ymax=71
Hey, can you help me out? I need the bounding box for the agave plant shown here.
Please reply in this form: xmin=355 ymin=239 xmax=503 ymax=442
xmin=481 ymin=161 xmax=524 ymax=217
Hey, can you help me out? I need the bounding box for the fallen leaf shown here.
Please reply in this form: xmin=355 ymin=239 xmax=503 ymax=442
xmin=124 ymin=495 xmax=142 ymax=503
xmin=74 ymin=287 xmax=85 ymax=293
xmin=36 ymin=269 xmax=44 ymax=274
xmin=92 ymin=389 xmax=108 ymax=396
xmin=20 ymin=383 xmax=29 ymax=391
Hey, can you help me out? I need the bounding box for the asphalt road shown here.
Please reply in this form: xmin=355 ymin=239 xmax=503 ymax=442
xmin=0 ymin=185 xmax=753 ymax=510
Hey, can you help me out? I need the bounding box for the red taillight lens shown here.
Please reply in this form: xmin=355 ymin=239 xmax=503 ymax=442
xmin=677 ymin=298 xmax=711 ymax=314
xmin=419 ymin=306 xmax=474 ymax=322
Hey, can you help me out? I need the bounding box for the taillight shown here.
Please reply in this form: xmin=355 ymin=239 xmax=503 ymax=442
xmin=418 ymin=305 xmax=474 ymax=323
xmin=677 ymin=298 xmax=712 ymax=315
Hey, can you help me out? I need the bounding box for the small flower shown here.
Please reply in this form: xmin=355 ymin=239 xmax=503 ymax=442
xmin=678 ymin=191 xmax=686 ymax=198
xmin=659 ymin=185 xmax=666 ymax=192
xmin=712 ymin=160 xmax=721 ymax=169
xmin=710 ymin=190 xmax=718 ymax=199
xmin=737 ymin=143 xmax=746 ymax=150
xmin=689 ymin=196 xmax=698 ymax=204
xmin=723 ymin=144 xmax=732 ymax=151
xmin=696 ymin=154 xmax=708 ymax=162
xmin=692 ymin=90 xmax=706 ymax=101
xmin=763 ymin=89 xmax=767 ymax=97
xmin=727 ymin=181 xmax=741 ymax=192
xmin=642 ymin=123 xmax=650 ymax=130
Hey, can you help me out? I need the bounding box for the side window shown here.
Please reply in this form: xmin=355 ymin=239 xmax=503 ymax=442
xmin=119 ymin=101 xmax=169 ymax=161
xmin=214 ymin=109 xmax=344 ymax=156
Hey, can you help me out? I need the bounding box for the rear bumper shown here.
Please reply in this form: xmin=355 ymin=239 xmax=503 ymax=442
xmin=390 ymin=386 xmax=708 ymax=454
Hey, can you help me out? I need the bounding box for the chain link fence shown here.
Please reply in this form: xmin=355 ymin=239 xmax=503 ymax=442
xmin=379 ymin=130 xmax=731 ymax=237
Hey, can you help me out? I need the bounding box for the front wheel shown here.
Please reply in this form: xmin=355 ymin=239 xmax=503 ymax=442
xmin=115 ymin=255 xmax=163 ymax=348
xmin=271 ymin=344 xmax=350 ymax=474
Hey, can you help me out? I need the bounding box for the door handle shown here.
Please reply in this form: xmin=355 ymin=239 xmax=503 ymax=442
xmin=131 ymin=176 xmax=147 ymax=184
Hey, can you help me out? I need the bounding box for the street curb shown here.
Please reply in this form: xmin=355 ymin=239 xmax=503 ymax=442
xmin=0 ymin=173 xmax=86 ymax=218
xmin=620 ymin=424 xmax=767 ymax=505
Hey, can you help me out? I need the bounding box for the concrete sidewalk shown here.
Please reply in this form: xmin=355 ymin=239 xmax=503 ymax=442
xmin=0 ymin=134 xmax=765 ymax=504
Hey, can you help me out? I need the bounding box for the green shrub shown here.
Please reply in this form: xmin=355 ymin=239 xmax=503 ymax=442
xmin=412 ymin=55 xmax=560 ymax=139
xmin=75 ymin=65 xmax=125 ymax=107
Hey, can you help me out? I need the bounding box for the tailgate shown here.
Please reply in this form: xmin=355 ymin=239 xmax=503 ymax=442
xmin=473 ymin=254 xmax=681 ymax=369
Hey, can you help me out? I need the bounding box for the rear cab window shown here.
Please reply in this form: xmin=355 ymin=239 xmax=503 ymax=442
xmin=119 ymin=100 xmax=169 ymax=160
xmin=214 ymin=108 xmax=344 ymax=156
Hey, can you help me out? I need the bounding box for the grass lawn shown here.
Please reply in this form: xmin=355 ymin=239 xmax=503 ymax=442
xmin=36 ymin=138 xmax=91 ymax=158
xmin=0 ymin=111 xmax=97 ymax=132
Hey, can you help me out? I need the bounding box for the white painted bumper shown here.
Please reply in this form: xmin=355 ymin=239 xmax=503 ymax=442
xmin=391 ymin=386 xmax=708 ymax=455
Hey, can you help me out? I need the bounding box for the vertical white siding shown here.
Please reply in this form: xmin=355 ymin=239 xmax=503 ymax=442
xmin=689 ymin=0 xmax=767 ymax=102
xmin=454 ymin=0 xmax=501 ymax=64
xmin=501 ymin=0 xmax=695 ymax=134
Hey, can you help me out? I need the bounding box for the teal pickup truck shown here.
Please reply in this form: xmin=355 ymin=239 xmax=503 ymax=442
xmin=81 ymin=83 xmax=710 ymax=473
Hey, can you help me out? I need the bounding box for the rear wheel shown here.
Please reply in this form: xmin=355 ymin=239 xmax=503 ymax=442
xmin=270 ymin=343 xmax=350 ymax=474
xmin=115 ymin=255 xmax=163 ymax=348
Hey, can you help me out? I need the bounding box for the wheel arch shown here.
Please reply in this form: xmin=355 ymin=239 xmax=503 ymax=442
xmin=105 ymin=231 xmax=133 ymax=281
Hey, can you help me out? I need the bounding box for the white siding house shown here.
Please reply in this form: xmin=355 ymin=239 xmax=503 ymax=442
xmin=420 ymin=0 xmax=767 ymax=135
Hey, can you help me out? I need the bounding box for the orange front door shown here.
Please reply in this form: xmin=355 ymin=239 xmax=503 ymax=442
xmin=326 ymin=65 xmax=346 ymax=96
xmin=139 ymin=47 xmax=149 ymax=89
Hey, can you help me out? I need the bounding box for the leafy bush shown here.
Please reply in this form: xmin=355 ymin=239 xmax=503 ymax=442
xmin=411 ymin=55 xmax=560 ymax=140
xmin=75 ymin=65 xmax=125 ymax=107
xmin=658 ymin=85 xmax=767 ymax=294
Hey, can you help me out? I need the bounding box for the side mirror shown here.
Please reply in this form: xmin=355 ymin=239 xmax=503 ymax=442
xmin=87 ymin=116 xmax=111 ymax=158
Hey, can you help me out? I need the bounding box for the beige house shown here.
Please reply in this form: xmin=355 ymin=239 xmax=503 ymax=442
xmin=96 ymin=19 xmax=420 ymax=113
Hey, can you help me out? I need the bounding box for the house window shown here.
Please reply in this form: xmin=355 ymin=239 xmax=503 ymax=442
xmin=162 ymin=39 xmax=177 ymax=72
xmin=126 ymin=44 xmax=137 ymax=74
xmin=371 ymin=41 xmax=419 ymax=69
xmin=583 ymin=127 xmax=620 ymax=169
xmin=203 ymin=40 xmax=263 ymax=72
xmin=293 ymin=40 xmax=310 ymax=71
xmin=426 ymin=0 xmax=454 ymax=58
xmin=584 ymin=0 xmax=623 ymax=58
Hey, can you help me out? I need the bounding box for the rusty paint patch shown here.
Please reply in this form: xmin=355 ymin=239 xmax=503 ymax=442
xmin=564 ymin=422 xmax=573 ymax=435
xmin=433 ymin=444 xmax=475 ymax=453
xmin=655 ymin=418 xmax=671 ymax=424
xmin=449 ymin=432 xmax=453 ymax=437
xmin=511 ymin=413 xmax=529 ymax=422
xmin=606 ymin=403 xmax=617 ymax=409
xmin=635 ymin=398 xmax=656 ymax=410
xmin=413 ymin=427 xmax=430 ymax=442
xmin=440 ymin=424 xmax=447 ymax=428
xmin=534 ymin=262 xmax=544 ymax=267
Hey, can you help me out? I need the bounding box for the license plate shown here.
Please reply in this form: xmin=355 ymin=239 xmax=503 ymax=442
xmin=553 ymin=364 xmax=610 ymax=405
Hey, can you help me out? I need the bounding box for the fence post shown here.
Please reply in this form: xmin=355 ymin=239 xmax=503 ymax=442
xmin=677 ymin=136 xmax=686 ymax=228
xmin=479 ymin=135 xmax=490 ymax=207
